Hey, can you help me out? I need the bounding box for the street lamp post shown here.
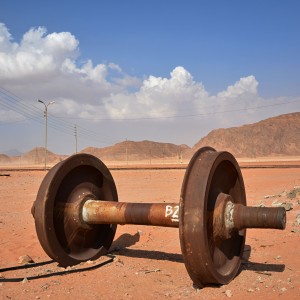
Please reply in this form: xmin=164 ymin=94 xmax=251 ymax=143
xmin=38 ymin=99 xmax=55 ymax=169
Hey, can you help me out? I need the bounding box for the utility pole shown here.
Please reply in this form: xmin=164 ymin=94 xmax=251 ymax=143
xmin=38 ymin=99 xmax=55 ymax=170
xmin=74 ymin=124 xmax=78 ymax=154
xmin=126 ymin=139 xmax=128 ymax=165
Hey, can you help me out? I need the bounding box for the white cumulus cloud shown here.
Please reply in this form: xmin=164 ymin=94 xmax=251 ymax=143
xmin=104 ymin=66 xmax=209 ymax=118
xmin=217 ymin=75 xmax=258 ymax=99
xmin=0 ymin=23 xmax=265 ymax=122
xmin=0 ymin=23 xmax=138 ymax=90
xmin=0 ymin=23 xmax=298 ymax=152
xmin=0 ymin=24 xmax=79 ymax=79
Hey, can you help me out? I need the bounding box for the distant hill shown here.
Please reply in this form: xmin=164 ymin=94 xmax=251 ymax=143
xmin=0 ymin=154 xmax=11 ymax=164
xmin=81 ymin=140 xmax=190 ymax=161
xmin=3 ymin=149 xmax=22 ymax=156
xmin=191 ymin=112 xmax=300 ymax=157
xmin=21 ymin=147 xmax=64 ymax=164
xmin=0 ymin=147 xmax=66 ymax=165
xmin=1 ymin=113 xmax=299 ymax=165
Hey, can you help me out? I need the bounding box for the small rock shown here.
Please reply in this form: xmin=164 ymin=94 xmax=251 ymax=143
xmin=41 ymin=283 xmax=50 ymax=290
xmin=287 ymin=278 xmax=292 ymax=283
xmin=18 ymin=255 xmax=34 ymax=265
xmin=247 ymin=288 xmax=254 ymax=293
xmin=287 ymin=187 xmax=300 ymax=199
xmin=144 ymin=268 xmax=160 ymax=274
xmin=265 ymin=194 xmax=277 ymax=199
xmin=295 ymin=214 xmax=300 ymax=226
xmin=272 ymin=200 xmax=282 ymax=207
xmin=281 ymin=202 xmax=293 ymax=211
xmin=280 ymin=191 xmax=287 ymax=197
xmin=22 ymin=278 xmax=29 ymax=284
xmin=192 ymin=284 xmax=201 ymax=291
xmin=124 ymin=292 xmax=132 ymax=298
xmin=115 ymin=258 xmax=124 ymax=266
xmin=257 ymin=276 xmax=264 ymax=283
xmin=280 ymin=287 xmax=287 ymax=292
xmin=224 ymin=290 xmax=232 ymax=297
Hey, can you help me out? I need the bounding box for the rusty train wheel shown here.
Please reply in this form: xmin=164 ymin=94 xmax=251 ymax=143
xmin=179 ymin=147 xmax=246 ymax=287
xmin=33 ymin=154 xmax=118 ymax=266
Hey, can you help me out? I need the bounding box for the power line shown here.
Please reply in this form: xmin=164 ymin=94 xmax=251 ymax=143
xmin=74 ymin=124 xmax=78 ymax=153
xmin=0 ymin=86 xmax=120 ymax=146
xmin=50 ymin=99 xmax=300 ymax=121
xmin=1 ymin=85 xmax=299 ymax=148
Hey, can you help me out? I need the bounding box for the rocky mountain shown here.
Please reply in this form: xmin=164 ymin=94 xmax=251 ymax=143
xmin=3 ymin=149 xmax=22 ymax=156
xmin=1 ymin=112 xmax=299 ymax=165
xmin=0 ymin=147 xmax=66 ymax=165
xmin=0 ymin=154 xmax=11 ymax=164
xmin=81 ymin=140 xmax=190 ymax=161
xmin=21 ymin=147 xmax=65 ymax=164
xmin=191 ymin=112 xmax=300 ymax=157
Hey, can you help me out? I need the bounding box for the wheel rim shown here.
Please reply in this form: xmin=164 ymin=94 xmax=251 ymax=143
xmin=179 ymin=147 xmax=246 ymax=287
xmin=33 ymin=154 xmax=118 ymax=266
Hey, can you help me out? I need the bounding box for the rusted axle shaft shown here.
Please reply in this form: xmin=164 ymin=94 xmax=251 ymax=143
xmin=233 ymin=204 xmax=286 ymax=230
xmin=82 ymin=200 xmax=180 ymax=227
xmin=82 ymin=199 xmax=286 ymax=231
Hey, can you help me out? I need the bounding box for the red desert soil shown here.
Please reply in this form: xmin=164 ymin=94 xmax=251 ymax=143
xmin=0 ymin=165 xmax=300 ymax=299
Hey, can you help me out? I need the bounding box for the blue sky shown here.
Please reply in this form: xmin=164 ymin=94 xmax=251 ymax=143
xmin=0 ymin=1 xmax=299 ymax=155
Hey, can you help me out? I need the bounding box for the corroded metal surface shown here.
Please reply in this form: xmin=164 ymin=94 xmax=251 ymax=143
xmin=80 ymin=193 xmax=285 ymax=232
xmin=232 ymin=203 xmax=286 ymax=230
xmin=82 ymin=200 xmax=179 ymax=227
xmin=211 ymin=193 xmax=286 ymax=242
xmin=179 ymin=147 xmax=247 ymax=288
xmin=32 ymin=153 xmax=118 ymax=266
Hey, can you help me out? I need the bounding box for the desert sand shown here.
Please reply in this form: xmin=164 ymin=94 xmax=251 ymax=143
xmin=0 ymin=162 xmax=300 ymax=299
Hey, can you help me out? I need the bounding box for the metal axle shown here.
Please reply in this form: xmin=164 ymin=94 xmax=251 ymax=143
xmin=82 ymin=200 xmax=180 ymax=227
xmin=81 ymin=197 xmax=286 ymax=236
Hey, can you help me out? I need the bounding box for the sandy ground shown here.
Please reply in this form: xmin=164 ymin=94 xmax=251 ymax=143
xmin=0 ymin=165 xmax=300 ymax=299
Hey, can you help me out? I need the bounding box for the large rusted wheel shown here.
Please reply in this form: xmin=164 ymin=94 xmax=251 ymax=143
xmin=32 ymin=154 xmax=118 ymax=266
xmin=179 ymin=147 xmax=246 ymax=287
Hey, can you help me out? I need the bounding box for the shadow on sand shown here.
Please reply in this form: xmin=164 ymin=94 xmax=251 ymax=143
xmin=0 ymin=235 xmax=284 ymax=283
